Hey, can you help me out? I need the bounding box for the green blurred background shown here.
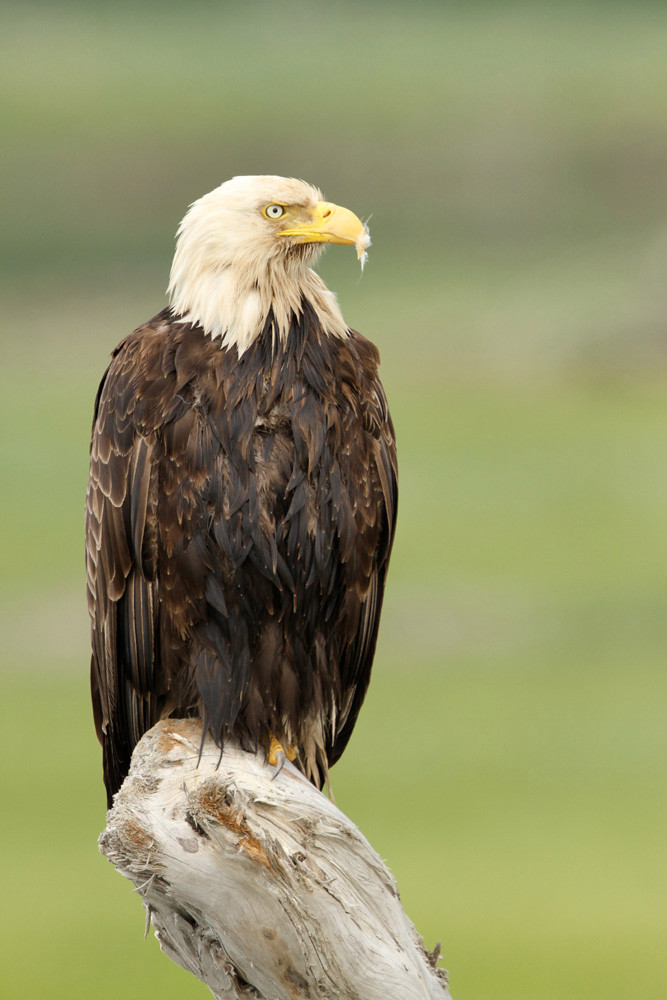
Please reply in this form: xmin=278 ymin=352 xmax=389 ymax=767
xmin=2 ymin=1 xmax=666 ymax=997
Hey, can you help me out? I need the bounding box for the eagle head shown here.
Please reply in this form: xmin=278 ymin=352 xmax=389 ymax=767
xmin=168 ymin=175 xmax=370 ymax=354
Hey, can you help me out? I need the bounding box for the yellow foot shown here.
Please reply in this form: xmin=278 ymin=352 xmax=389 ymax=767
xmin=267 ymin=735 xmax=297 ymax=777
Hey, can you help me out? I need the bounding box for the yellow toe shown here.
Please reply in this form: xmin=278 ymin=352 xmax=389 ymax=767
xmin=268 ymin=735 xmax=297 ymax=766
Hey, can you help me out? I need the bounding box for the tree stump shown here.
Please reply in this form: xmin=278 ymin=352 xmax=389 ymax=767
xmin=99 ymin=719 xmax=452 ymax=1000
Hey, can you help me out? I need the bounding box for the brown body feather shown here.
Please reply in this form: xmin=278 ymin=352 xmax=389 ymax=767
xmin=87 ymin=304 xmax=397 ymax=806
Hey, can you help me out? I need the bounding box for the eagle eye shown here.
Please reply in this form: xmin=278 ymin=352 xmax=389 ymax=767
xmin=264 ymin=204 xmax=285 ymax=220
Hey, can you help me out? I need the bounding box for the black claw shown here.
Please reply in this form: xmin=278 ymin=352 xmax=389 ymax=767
xmin=270 ymin=750 xmax=287 ymax=780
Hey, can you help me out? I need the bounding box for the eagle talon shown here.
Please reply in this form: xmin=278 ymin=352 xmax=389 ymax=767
xmin=270 ymin=750 xmax=287 ymax=780
xmin=268 ymin=735 xmax=297 ymax=778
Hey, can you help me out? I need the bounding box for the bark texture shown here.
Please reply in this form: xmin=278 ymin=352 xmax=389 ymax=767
xmin=99 ymin=719 xmax=452 ymax=1000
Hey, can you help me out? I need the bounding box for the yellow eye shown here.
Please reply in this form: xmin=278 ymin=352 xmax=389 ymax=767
xmin=264 ymin=204 xmax=285 ymax=220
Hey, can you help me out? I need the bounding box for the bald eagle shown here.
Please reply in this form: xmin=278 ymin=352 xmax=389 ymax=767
xmin=86 ymin=176 xmax=397 ymax=807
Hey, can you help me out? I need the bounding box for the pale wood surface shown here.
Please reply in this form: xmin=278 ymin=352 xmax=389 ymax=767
xmin=99 ymin=719 xmax=452 ymax=1000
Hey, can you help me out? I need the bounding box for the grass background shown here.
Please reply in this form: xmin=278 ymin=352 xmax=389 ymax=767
xmin=2 ymin=2 xmax=667 ymax=997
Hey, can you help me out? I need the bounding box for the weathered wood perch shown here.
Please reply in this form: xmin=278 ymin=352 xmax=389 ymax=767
xmin=99 ymin=719 xmax=452 ymax=1000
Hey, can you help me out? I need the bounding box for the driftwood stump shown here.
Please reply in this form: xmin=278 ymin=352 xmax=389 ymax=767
xmin=99 ymin=719 xmax=452 ymax=1000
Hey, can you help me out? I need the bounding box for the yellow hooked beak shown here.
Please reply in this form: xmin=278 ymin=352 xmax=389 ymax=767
xmin=279 ymin=201 xmax=370 ymax=260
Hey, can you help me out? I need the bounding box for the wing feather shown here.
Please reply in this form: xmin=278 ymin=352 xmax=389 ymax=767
xmin=328 ymin=376 xmax=398 ymax=766
xmin=86 ymin=348 xmax=159 ymax=806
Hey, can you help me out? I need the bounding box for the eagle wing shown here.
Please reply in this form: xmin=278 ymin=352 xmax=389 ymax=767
xmin=328 ymin=376 xmax=398 ymax=766
xmin=86 ymin=344 xmax=160 ymax=805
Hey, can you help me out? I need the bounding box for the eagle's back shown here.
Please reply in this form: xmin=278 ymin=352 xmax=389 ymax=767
xmin=87 ymin=305 xmax=397 ymax=804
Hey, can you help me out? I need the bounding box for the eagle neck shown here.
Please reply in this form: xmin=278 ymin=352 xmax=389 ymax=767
xmin=169 ymin=258 xmax=350 ymax=356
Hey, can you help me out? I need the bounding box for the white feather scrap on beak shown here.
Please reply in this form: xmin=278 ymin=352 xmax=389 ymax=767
xmin=356 ymin=223 xmax=371 ymax=272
